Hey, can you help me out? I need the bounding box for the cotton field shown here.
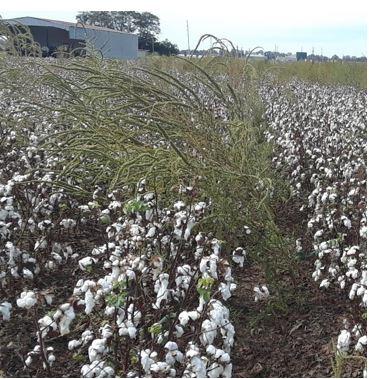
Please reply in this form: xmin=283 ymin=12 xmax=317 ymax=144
xmin=0 ymin=54 xmax=367 ymax=378
xmin=262 ymin=80 xmax=367 ymax=361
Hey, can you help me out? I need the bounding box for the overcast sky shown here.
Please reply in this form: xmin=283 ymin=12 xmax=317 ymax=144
xmin=2 ymin=0 xmax=367 ymax=56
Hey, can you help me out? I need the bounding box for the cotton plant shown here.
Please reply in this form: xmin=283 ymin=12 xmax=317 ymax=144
xmin=15 ymin=181 xmax=250 ymax=378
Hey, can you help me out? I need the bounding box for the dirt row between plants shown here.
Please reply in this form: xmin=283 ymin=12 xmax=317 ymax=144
xmin=230 ymin=261 xmax=363 ymax=378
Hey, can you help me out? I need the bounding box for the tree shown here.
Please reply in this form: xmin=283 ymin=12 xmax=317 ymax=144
xmin=134 ymin=12 xmax=160 ymax=50
xmin=153 ymin=39 xmax=179 ymax=56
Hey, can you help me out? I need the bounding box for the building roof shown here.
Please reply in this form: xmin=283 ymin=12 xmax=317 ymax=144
xmin=4 ymin=16 xmax=135 ymax=35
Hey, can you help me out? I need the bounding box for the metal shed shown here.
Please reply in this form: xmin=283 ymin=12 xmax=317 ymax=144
xmin=4 ymin=17 xmax=138 ymax=59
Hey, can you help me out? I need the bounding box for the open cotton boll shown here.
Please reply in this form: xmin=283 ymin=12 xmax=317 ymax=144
xmin=355 ymin=336 xmax=367 ymax=352
xmin=337 ymin=330 xmax=351 ymax=352
xmin=223 ymin=363 xmax=233 ymax=377
xmin=253 ymin=285 xmax=270 ymax=302
xmin=54 ymin=303 xmax=75 ymax=335
xmin=184 ymin=217 xmax=196 ymax=241
xmin=0 ymin=301 xmax=12 ymax=321
xmin=190 ymin=356 xmax=207 ymax=378
xmin=79 ymin=256 xmax=97 ymax=271
xmin=174 ymin=325 xmax=184 ymax=338
xmin=81 ymin=330 xmax=95 ymax=345
xmin=16 ymin=291 xmax=37 ymax=309
xmin=319 ymin=279 xmax=330 ymax=289
xmin=84 ymin=289 xmax=95 ymax=314
xmin=207 ymin=362 xmax=223 ymax=378
xmin=88 ymin=339 xmax=109 ymax=362
xmin=178 ymin=311 xmax=190 ymax=326
xmin=140 ymin=349 xmax=156 ymax=374
xmin=38 ymin=315 xmax=57 ymax=338
xmin=200 ymin=319 xmax=217 ymax=345
xmin=232 ymin=247 xmax=246 ymax=267
xmin=60 ymin=218 xmax=76 ymax=229
xmin=68 ymin=339 xmax=82 ymax=350
xmin=153 ymin=273 xmax=169 ymax=309
xmin=164 ymin=341 xmax=178 ymax=351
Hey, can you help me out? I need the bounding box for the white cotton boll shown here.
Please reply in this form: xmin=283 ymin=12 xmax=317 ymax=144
xmin=81 ymin=364 xmax=93 ymax=378
xmin=219 ymin=352 xmax=230 ymax=363
xmin=127 ymin=326 xmax=137 ymax=339
xmin=130 ymin=224 xmax=143 ymax=236
xmin=48 ymin=354 xmax=56 ymax=365
xmin=56 ymin=304 xmax=75 ymax=335
xmin=359 ymin=226 xmax=367 ymax=239
xmin=337 ymin=330 xmax=351 ymax=352
xmin=165 ymin=352 xmax=176 ymax=366
xmin=88 ymin=339 xmax=108 ymax=362
xmin=184 ymin=218 xmax=196 ymax=240
xmin=341 ymin=216 xmax=352 ymax=229
xmin=119 ymin=327 xmax=128 ymax=336
xmin=314 ymin=230 xmax=324 ymax=239
xmin=200 ymin=319 xmax=217 ymax=345
xmin=174 ymin=350 xmax=184 ymax=363
xmin=178 ymin=311 xmax=190 ymax=326
xmin=22 ymin=268 xmax=34 ymax=279
xmin=34 ymin=238 xmax=47 ymax=251
xmin=0 ymin=302 xmax=12 ymax=321
xmin=206 ymin=345 xmax=216 ymax=356
xmin=223 ymin=363 xmax=233 ymax=377
xmin=150 ymin=363 xmax=161 ymax=373
xmin=320 ymin=279 xmax=330 ymax=289
xmin=68 ymin=339 xmax=82 ymax=350
xmin=100 ymin=365 xmax=115 ymax=377
xmin=174 ymin=201 xmax=186 ymax=210
xmin=355 ymin=336 xmax=367 ymax=352
xmin=349 ymin=284 xmax=359 ymax=300
xmin=174 ymin=325 xmax=184 ymax=338
xmin=153 ymin=273 xmax=169 ymax=309
xmin=232 ymin=248 xmax=246 ymax=267
xmin=346 ymin=268 xmax=359 ymax=280
xmin=85 ymin=289 xmax=95 ymax=314
xmin=253 ymin=286 xmax=270 ymax=302
xmin=60 ymin=219 xmax=76 ymax=229
xmin=190 ymin=356 xmax=207 ymax=378
xmin=347 ymin=246 xmax=359 ymax=256
xmin=347 ymin=258 xmax=357 ymax=267
xmin=141 ymin=350 xmax=155 ymax=374
xmin=219 ymin=282 xmax=232 ymax=301
xmin=357 ymin=286 xmax=365 ymax=297
xmin=146 ymin=226 xmax=156 ymax=238
xmin=188 ymin=311 xmax=200 ymax=321
xmin=79 ymin=256 xmax=97 ymax=271
xmin=81 ymin=330 xmax=95 ymax=345
xmin=44 ymin=294 xmax=54 ymax=305
xmin=38 ymin=315 xmax=57 ymax=338
xmin=25 ymin=355 xmax=33 ymax=367
xmin=208 ymin=362 xmax=223 ymax=378
xmin=214 ymin=349 xmax=225 ymax=359
xmin=17 ymin=291 xmax=37 ymax=309
xmin=164 ymin=341 xmax=178 ymax=351
xmin=100 ymin=325 xmax=113 ymax=339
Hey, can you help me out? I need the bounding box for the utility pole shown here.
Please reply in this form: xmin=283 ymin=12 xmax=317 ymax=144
xmin=186 ymin=20 xmax=190 ymax=56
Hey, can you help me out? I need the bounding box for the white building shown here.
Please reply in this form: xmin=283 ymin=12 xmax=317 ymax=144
xmin=4 ymin=16 xmax=138 ymax=59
